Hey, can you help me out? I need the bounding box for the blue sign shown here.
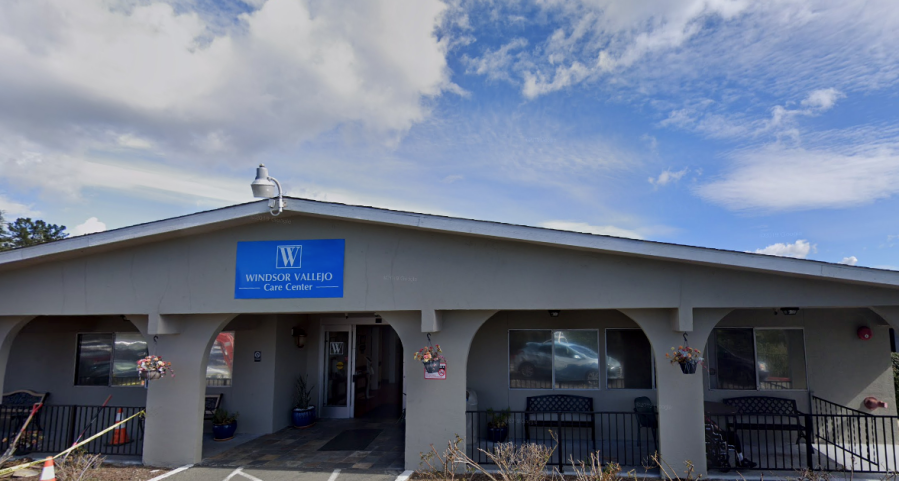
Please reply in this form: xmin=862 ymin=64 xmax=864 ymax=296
xmin=235 ymin=239 xmax=345 ymax=299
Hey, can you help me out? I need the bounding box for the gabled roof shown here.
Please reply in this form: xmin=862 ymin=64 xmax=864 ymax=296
xmin=1 ymin=197 xmax=898 ymax=288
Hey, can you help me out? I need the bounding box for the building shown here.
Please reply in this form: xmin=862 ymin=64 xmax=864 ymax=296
xmin=0 ymin=198 xmax=897 ymax=475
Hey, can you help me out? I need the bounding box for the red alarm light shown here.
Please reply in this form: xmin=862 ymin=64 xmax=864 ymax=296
xmin=857 ymin=326 xmax=872 ymax=340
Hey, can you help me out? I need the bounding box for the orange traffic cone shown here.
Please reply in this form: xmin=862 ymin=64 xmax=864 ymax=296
xmin=108 ymin=408 xmax=131 ymax=445
xmin=39 ymin=457 xmax=55 ymax=481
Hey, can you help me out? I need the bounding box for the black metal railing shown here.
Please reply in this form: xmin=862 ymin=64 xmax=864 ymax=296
xmin=812 ymin=396 xmax=871 ymax=418
xmin=706 ymin=411 xmax=899 ymax=473
xmin=466 ymin=411 xmax=658 ymax=470
xmin=0 ymin=405 xmax=145 ymax=457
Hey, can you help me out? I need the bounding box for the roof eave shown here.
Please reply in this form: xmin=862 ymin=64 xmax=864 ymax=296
xmin=1 ymin=197 xmax=898 ymax=289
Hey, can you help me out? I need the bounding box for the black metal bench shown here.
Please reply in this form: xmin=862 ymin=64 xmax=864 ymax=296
xmin=1 ymin=390 xmax=49 ymax=435
xmin=723 ymin=396 xmax=807 ymax=443
xmin=524 ymin=395 xmax=595 ymax=451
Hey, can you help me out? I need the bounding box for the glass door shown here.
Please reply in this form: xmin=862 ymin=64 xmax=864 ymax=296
xmin=321 ymin=325 xmax=354 ymax=418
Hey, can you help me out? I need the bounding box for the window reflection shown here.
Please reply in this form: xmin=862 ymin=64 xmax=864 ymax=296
xmin=510 ymin=330 xmax=553 ymax=389
xmin=75 ymin=334 xmax=114 ymax=386
xmin=509 ymin=330 xmax=600 ymax=390
xmin=206 ymin=332 xmax=235 ymax=387
xmin=553 ymin=330 xmax=599 ymax=389
xmin=111 ymin=333 xmax=148 ymax=386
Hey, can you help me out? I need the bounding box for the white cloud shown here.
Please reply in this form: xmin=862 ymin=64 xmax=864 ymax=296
xmin=648 ymin=167 xmax=688 ymax=188
xmin=0 ymin=0 xmax=455 ymax=160
xmin=839 ymin=256 xmax=858 ymax=266
xmin=441 ymin=174 xmax=465 ymax=184
xmin=695 ymin=144 xmax=899 ymax=212
xmin=464 ymin=38 xmax=528 ymax=82
xmin=72 ymin=217 xmax=107 ymax=236
xmin=116 ymin=134 xmax=153 ymax=150
xmin=766 ymin=88 xmax=845 ymax=130
xmin=752 ymin=239 xmax=816 ymax=259
xmin=0 ymin=194 xmax=40 ymax=218
xmin=464 ymin=1 xmax=899 ymax=108
xmin=538 ymin=220 xmax=643 ymax=240
xmin=801 ymin=88 xmax=845 ymax=111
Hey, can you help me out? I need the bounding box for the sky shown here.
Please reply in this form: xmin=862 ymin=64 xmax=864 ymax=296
xmin=1 ymin=0 xmax=899 ymax=268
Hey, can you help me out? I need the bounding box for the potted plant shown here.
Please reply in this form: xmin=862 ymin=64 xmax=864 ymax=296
xmin=292 ymin=374 xmax=316 ymax=429
xmin=211 ymin=408 xmax=238 ymax=441
xmin=137 ymin=355 xmax=174 ymax=382
xmin=413 ymin=344 xmax=445 ymax=373
xmin=486 ymin=408 xmax=511 ymax=443
xmin=666 ymin=345 xmax=704 ymax=374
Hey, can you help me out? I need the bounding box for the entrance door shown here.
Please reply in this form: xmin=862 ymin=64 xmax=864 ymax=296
xmin=321 ymin=325 xmax=354 ymax=418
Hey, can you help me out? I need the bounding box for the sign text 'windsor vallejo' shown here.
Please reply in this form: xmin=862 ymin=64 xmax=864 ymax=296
xmin=234 ymin=239 xmax=345 ymax=299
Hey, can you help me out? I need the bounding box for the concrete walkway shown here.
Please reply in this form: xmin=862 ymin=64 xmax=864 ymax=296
xmin=191 ymin=418 xmax=405 ymax=479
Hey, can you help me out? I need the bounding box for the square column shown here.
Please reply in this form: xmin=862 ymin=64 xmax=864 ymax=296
xmin=142 ymin=314 xmax=235 ymax=467
xmin=620 ymin=309 xmax=729 ymax=477
xmin=379 ymin=310 xmax=496 ymax=471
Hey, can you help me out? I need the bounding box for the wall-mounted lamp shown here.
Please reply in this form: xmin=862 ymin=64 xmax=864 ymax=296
xmin=291 ymin=327 xmax=307 ymax=349
xmin=250 ymin=164 xmax=285 ymax=216
xmin=548 ymin=310 xmax=561 ymax=318
xmin=780 ymin=307 xmax=800 ymax=316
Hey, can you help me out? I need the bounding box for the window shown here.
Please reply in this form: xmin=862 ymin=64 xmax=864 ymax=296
xmin=206 ymin=332 xmax=235 ymax=387
xmin=75 ymin=331 xmax=236 ymax=387
xmin=606 ymin=329 xmax=654 ymax=389
xmin=76 ymin=333 xmax=147 ymax=387
xmin=708 ymin=328 xmax=807 ymax=390
xmin=509 ymin=330 xmax=599 ymax=390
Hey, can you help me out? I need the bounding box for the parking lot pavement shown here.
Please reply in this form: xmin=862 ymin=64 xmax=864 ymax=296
xmin=155 ymin=466 xmax=411 ymax=481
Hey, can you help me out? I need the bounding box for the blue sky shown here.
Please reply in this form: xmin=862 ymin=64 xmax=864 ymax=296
xmin=1 ymin=0 xmax=899 ymax=268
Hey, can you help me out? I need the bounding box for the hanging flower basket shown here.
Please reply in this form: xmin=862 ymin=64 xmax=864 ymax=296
xmin=666 ymin=345 xmax=703 ymax=375
xmin=413 ymin=344 xmax=445 ymax=372
xmin=423 ymin=359 xmax=442 ymax=373
xmin=680 ymin=361 xmax=698 ymax=374
xmin=137 ymin=355 xmax=174 ymax=382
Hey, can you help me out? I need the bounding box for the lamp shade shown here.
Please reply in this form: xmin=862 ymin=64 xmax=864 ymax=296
xmin=251 ymin=164 xmax=276 ymax=199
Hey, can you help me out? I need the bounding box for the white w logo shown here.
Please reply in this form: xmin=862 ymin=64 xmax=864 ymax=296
xmin=276 ymin=245 xmax=303 ymax=268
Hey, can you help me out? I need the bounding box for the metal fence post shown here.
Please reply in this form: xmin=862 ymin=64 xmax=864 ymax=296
xmin=805 ymin=414 xmax=814 ymax=469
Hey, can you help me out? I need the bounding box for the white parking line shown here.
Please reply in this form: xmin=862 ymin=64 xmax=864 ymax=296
xmin=394 ymin=470 xmax=414 ymax=481
xmin=224 ymin=467 xmax=264 ymax=481
xmin=326 ymin=468 xmax=341 ymax=481
xmin=146 ymin=464 xmax=193 ymax=481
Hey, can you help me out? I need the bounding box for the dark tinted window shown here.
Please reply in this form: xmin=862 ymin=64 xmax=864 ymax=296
xmin=75 ymin=334 xmax=113 ymax=386
xmin=709 ymin=329 xmax=757 ymax=390
xmin=606 ymin=329 xmax=653 ymax=389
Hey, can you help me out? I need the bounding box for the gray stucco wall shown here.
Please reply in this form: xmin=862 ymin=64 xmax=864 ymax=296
xmin=468 ymin=308 xmax=898 ymax=417
xmin=706 ymin=308 xmax=897 ymax=415
xmin=2 ymin=214 xmax=899 ymax=318
xmin=272 ymin=314 xmax=310 ymax=431
xmin=205 ymin=315 xmax=277 ymax=435
xmin=5 ymin=316 xmax=148 ymax=407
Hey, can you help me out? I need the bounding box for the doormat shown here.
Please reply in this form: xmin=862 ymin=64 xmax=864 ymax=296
xmin=318 ymin=429 xmax=382 ymax=451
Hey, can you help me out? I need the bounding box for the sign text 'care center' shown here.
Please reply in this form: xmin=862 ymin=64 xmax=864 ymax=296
xmin=234 ymin=239 xmax=345 ymax=299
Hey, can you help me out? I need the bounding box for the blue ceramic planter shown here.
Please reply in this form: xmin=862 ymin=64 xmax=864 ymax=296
xmin=487 ymin=426 xmax=508 ymax=443
xmin=293 ymin=406 xmax=316 ymax=429
xmin=212 ymin=421 xmax=237 ymax=441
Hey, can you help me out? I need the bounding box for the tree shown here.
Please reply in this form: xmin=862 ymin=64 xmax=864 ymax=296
xmin=0 ymin=217 xmax=68 ymax=250
xmin=0 ymin=211 xmax=8 ymax=249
